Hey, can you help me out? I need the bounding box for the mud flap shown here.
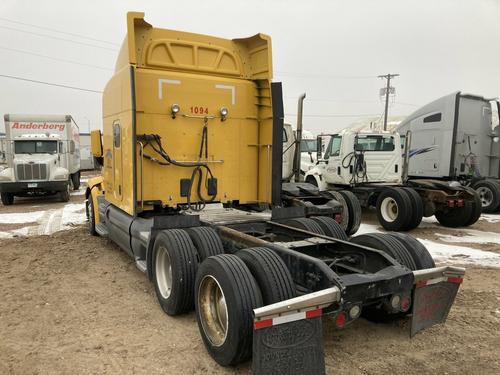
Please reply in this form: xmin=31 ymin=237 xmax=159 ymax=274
xmin=410 ymin=277 xmax=462 ymax=337
xmin=252 ymin=314 xmax=325 ymax=375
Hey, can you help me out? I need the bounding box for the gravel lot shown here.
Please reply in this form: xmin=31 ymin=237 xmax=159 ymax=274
xmin=0 ymin=180 xmax=499 ymax=374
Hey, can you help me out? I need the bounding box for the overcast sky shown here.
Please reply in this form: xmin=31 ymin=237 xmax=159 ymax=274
xmin=0 ymin=0 xmax=499 ymax=134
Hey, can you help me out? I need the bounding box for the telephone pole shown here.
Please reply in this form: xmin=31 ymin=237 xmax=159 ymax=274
xmin=378 ymin=73 xmax=399 ymax=130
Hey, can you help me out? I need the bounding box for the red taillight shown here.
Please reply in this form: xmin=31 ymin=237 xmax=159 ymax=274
xmin=335 ymin=312 xmax=347 ymax=328
xmin=457 ymin=199 xmax=464 ymax=207
xmin=447 ymin=200 xmax=455 ymax=208
xmin=334 ymin=214 xmax=342 ymax=223
xmin=400 ymin=296 xmax=411 ymax=312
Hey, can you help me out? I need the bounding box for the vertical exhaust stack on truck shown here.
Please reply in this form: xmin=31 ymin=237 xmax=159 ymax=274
xmin=397 ymin=91 xmax=500 ymax=213
xmin=86 ymin=12 xmax=465 ymax=374
xmin=0 ymin=115 xmax=81 ymax=205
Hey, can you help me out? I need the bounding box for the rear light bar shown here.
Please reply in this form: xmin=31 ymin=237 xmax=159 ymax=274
xmin=447 ymin=199 xmax=465 ymax=208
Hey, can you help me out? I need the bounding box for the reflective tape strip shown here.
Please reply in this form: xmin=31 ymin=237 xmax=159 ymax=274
xmin=416 ymin=276 xmax=464 ymax=288
xmin=254 ymin=308 xmax=323 ymax=330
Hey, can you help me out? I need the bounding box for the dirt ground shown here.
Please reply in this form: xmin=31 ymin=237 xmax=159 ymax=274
xmin=0 ymin=187 xmax=499 ymax=374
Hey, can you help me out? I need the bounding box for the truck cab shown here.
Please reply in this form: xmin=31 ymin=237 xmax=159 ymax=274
xmin=0 ymin=115 xmax=81 ymax=205
xmin=305 ymin=129 xmax=402 ymax=189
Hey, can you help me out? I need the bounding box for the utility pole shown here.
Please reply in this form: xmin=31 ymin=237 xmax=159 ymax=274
xmin=378 ymin=73 xmax=399 ymax=130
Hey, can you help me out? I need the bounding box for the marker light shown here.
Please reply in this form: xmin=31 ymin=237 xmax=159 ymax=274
xmin=348 ymin=305 xmax=361 ymax=319
xmin=494 ymin=136 xmax=500 ymax=143
xmin=390 ymin=295 xmax=401 ymax=310
xmin=335 ymin=312 xmax=347 ymax=328
xmin=220 ymin=107 xmax=228 ymax=121
xmin=171 ymin=104 xmax=180 ymax=119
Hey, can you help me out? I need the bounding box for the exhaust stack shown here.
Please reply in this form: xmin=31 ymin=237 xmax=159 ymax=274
xmin=293 ymin=93 xmax=306 ymax=182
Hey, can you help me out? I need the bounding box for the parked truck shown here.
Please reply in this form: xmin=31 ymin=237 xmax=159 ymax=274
xmin=397 ymin=91 xmax=500 ymax=213
xmin=86 ymin=12 xmax=465 ymax=374
xmin=0 ymin=114 xmax=81 ymax=205
xmin=304 ymin=126 xmax=480 ymax=231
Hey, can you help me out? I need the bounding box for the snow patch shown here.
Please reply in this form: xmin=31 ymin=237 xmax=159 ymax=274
xmin=419 ymin=239 xmax=500 ymax=268
xmin=0 ymin=210 xmax=45 ymax=224
xmin=480 ymin=214 xmax=500 ymax=224
xmin=436 ymin=229 xmax=500 ymax=245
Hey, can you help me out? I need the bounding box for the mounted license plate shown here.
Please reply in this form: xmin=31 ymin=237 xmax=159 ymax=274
xmin=27 ymin=183 xmax=38 ymax=188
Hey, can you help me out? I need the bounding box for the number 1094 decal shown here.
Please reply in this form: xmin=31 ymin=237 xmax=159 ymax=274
xmin=190 ymin=106 xmax=209 ymax=114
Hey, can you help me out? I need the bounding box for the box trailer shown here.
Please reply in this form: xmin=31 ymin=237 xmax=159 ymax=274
xmin=0 ymin=114 xmax=81 ymax=204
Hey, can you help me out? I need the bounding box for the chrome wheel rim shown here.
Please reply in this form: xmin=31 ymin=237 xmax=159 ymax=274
xmin=381 ymin=197 xmax=398 ymax=222
xmin=156 ymin=246 xmax=172 ymax=299
xmin=198 ymin=275 xmax=228 ymax=347
xmin=477 ymin=187 xmax=493 ymax=207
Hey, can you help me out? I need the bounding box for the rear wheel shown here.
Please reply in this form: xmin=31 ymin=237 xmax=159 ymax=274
xmin=283 ymin=217 xmax=325 ymax=235
xmin=236 ymin=247 xmax=296 ymax=304
xmin=1 ymin=192 xmax=14 ymax=205
xmin=435 ymin=205 xmax=472 ymax=228
xmin=195 ymin=254 xmax=262 ymax=366
xmin=338 ymin=190 xmax=362 ymax=236
xmin=310 ymin=216 xmax=348 ymax=241
xmin=152 ymin=229 xmax=198 ymax=315
xmin=350 ymin=233 xmax=417 ymax=270
xmin=327 ymin=191 xmax=349 ymax=233
xmin=472 ymin=179 xmax=500 ymax=213
xmin=186 ymin=226 xmax=224 ymax=261
xmin=386 ymin=232 xmax=435 ymax=269
xmin=400 ymin=187 xmax=423 ymax=230
xmin=464 ymin=188 xmax=482 ymax=226
xmin=376 ymin=188 xmax=412 ymax=231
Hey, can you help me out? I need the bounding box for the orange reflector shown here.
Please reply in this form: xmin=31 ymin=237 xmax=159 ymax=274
xmin=447 ymin=276 xmax=463 ymax=284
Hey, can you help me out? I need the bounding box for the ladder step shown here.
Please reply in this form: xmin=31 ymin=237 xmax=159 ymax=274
xmin=95 ymin=223 xmax=109 ymax=237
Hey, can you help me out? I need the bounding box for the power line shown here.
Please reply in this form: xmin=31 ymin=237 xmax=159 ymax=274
xmin=0 ymin=17 xmax=120 ymax=46
xmin=378 ymin=73 xmax=400 ymax=130
xmin=0 ymin=46 xmax=113 ymax=71
xmin=285 ymin=113 xmax=382 ymax=118
xmin=0 ymin=73 xmax=103 ymax=93
xmin=284 ymin=96 xmax=419 ymax=106
xmin=275 ymin=70 xmax=377 ymax=80
xmin=0 ymin=25 xmax=119 ymax=52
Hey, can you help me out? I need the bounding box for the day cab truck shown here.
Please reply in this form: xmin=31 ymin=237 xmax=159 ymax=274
xmin=304 ymin=126 xmax=481 ymax=231
xmin=0 ymin=114 xmax=81 ymax=205
xmin=397 ymin=91 xmax=500 ymax=213
xmin=86 ymin=12 xmax=465 ymax=374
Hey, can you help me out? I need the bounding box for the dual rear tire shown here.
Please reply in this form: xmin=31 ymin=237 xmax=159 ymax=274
xmin=375 ymin=187 xmax=423 ymax=231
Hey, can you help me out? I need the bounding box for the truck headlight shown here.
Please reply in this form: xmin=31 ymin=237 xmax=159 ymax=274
xmin=220 ymin=107 xmax=228 ymax=121
xmin=171 ymin=104 xmax=180 ymax=119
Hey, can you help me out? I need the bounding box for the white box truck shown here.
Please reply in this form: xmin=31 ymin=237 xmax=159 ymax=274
xmin=0 ymin=114 xmax=81 ymax=205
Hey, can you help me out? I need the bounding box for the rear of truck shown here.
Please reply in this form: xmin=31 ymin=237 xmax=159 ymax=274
xmin=86 ymin=13 xmax=465 ymax=374
xmin=0 ymin=114 xmax=81 ymax=204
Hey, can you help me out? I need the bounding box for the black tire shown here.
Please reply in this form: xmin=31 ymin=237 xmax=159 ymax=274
xmin=195 ymin=254 xmax=262 ymax=366
xmin=310 ymin=216 xmax=348 ymax=241
xmin=305 ymin=175 xmax=318 ymax=187
xmin=60 ymin=183 xmax=70 ymax=202
xmin=283 ymin=217 xmax=325 ymax=235
xmin=152 ymin=229 xmax=198 ymax=316
xmin=236 ymin=247 xmax=296 ymax=304
xmin=86 ymin=198 xmax=97 ymax=236
xmin=327 ymin=191 xmax=349 ymax=233
xmin=400 ymin=187 xmax=423 ymax=230
xmin=350 ymin=233 xmax=417 ymax=270
xmin=186 ymin=226 xmax=224 ymax=261
xmin=339 ymin=190 xmax=362 ymax=236
xmin=435 ymin=205 xmax=472 ymax=228
xmin=386 ymin=232 xmax=435 ymax=269
xmin=375 ymin=188 xmax=412 ymax=231
xmin=1 ymin=192 xmax=14 ymax=205
xmin=71 ymin=171 xmax=81 ymax=190
xmin=472 ymin=179 xmax=500 ymax=213
xmin=464 ymin=187 xmax=482 ymax=226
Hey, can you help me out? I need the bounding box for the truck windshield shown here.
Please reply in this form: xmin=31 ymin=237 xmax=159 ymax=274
xmin=300 ymin=139 xmax=317 ymax=153
xmin=14 ymin=140 xmax=58 ymax=154
xmin=355 ymin=135 xmax=395 ymax=152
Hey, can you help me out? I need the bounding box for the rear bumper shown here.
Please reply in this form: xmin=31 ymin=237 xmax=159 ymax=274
xmin=0 ymin=181 xmax=67 ymax=193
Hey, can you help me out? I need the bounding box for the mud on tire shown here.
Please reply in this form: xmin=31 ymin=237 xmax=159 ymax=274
xmin=195 ymin=254 xmax=262 ymax=366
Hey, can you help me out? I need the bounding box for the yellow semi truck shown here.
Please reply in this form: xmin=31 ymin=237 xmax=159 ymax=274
xmin=86 ymin=12 xmax=465 ymax=373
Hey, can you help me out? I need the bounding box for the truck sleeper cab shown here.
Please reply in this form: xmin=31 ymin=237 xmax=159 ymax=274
xmin=86 ymin=13 xmax=465 ymax=374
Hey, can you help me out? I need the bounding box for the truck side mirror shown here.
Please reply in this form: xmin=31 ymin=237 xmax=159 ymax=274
xmin=91 ymin=129 xmax=103 ymax=158
xmin=316 ymin=137 xmax=322 ymax=162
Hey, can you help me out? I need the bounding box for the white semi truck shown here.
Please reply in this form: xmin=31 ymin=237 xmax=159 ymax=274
xmin=0 ymin=114 xmax=81 ymax=205
xmin=397 ymin=92 xmax=500 ymax=212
